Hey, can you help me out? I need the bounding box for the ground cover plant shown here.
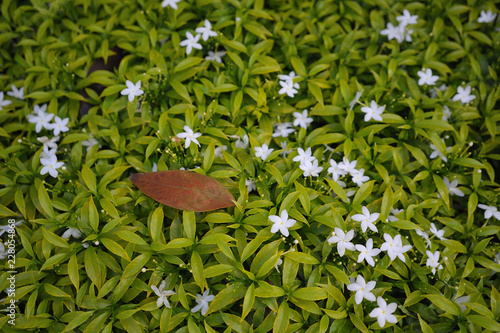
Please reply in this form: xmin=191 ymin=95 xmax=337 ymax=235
xmin=0 ymin=0 xmax=500 ymax=332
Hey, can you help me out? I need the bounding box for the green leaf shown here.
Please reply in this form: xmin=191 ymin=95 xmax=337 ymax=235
xmin=68 ymin=254 xmax=80 ymax=291
xmin=82 ymin=165 xmax=97 ymax=194
xmin=425 ymin=294 xmax=460 ymax=316
xmin=292 ymin=287 xmax=327 ymax=301
xmin=283 ymin=251 xmax=319 ymax=264
xmin=150 ymin=206 xmax=164 ymax=243
xmin=191 ymin=251 xmax=206 ymax=290
xmin=174 ymin=57 xmax=204 ymax=73
xmin=241 ymin=283 xmax=255 ymax=321
xmin=467 ymin=315 xmax=500 ymax=331
xmin=38 ymin=183 xmax=55 ymax=218
xmin=273 ymin=301 xmax=289 ymax=332
xmin=206 ymin=283 xmax=246 ymax=315
xmin=41 ymin=228 xmax=69 ymax=248
xmin=101 ymin=238 xmax=130 ymax=261
xmin=183 ymin=210 xmax=196 ymax=240
xmin=88 ymin=196 xmax=99 ymax=232
xmin=352 ymin=180 xmax=375 ymax=206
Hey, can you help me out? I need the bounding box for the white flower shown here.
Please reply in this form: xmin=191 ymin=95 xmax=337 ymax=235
xmin=477 ymin=10 xmax=497 ymax=23
xmin=278 ymin=80 xmax=298 ymax=98
xmin=293 ymin=147 xmax=315 ymax=164
xmin=161 ymin=0 xmax=181 ymax=9
xmin=0 ymin=92 xmax=12 ymax=111
xmin=352 ymin=206 xmax=380 ymax=233
xmin=37 ymin=136 xmax=59 ymax=149
xmin=396 ymin=9 xmax=418 ymax=27
xmin=381 ymin=234 xmax=412 ymax=262
xmin=33 ymin=104 xmax=48 ymax=115
xmin=274 ymin=257 xmax=283 ymax=273
xmin=151 ymin=280 xmax=176 ymax=308
xmin=429 ymin=223 xmax=446 ymax=240
xmin=28 ymin=110 xmax=54 ymax=133
xmin=349 ymin=90 xmax=363 ymax=111
xmin=0 ymin=220 xmax=22 ymax=237
xmin=246 ymin=179 xmax=256 ymax=193
xmin=279 ymin=141 xmax=293 ymax=158
xmin=7 ymin=84 xmax=24 ymax=100
xmin=49 ymin=116 xmax=70 ymax=136
xmin=426 ymin=250 xmax=443 ymax=274
xmin=327 ymin=159 xmax=348 ymax=181
xmin=399 ymin=25 xmax=414 ymax=43
xmin=82 ymin=137 xmax=99 ymax=151
xmin=278 ymin=71 xmax=299 ymax=82
xmin=417 ymin=68 xmax=439 ymax=86
xmin=299 ymin=159 xmax=323 ymax=177
xmin=235 ymin=134 xmax=249 ymax=149
xmin=152 ymin=162 xmax=158 ymax=172
xmin=338 ymin=157 xmax=357 ymax=175
xmin=369 ymin=297 xmax=398 ymax=328
xmin=205 ymin=50 xmax=225 ymax=63
xmin=455 ymin=295 xmax=469 ymax=312
xmin=40 ymin=145 xmax=57 ymax=160
xmin=386 ymin=208 xmax=403 ymax=222
xmin=214 ymin=145 xmax=227 ymax=158
xmin=293 ymin=109 xmax=313 ymax=129
xmin=347 ymin=275 xmax=377 ymax=304
xmin=195 ymin=20 xmax=217 ymax=41
xmin=0 ymin=243 xmax=7 ymax=260
xmin=191 ymin=289 xmax=215 ymax=316
xmin=269 ymin=209 xmax=296 ymax=237
xmin=429 ymin=142 xmax=451 ymax=162
xmin=327 ymin=227 xmax=355 ymax=257
xmin=62 ymin=227 xmax=82 ymax=239
xmin=380 ymin=23 xmax=401 ymax=41
xmin=272 ymin=122 xmax=295 ymax=138
xmin=477 ymin=204 xmax=500 ymax=220
xmin=452 ymin=86 xmax=476 ymax=104
xmin=351 ymin=168 xmax=370 ymax=187
xmin=40 ymin=154 xmax=64 ymax=178
xmin=443 ymin=177 xmax=464 ymax=197
xmin=177 ymin=125 xmax=202 ymax=149
xmin=180 ymin=32 xmax=202 ymax=55
xmin=416 ymin=229 xmax=432 ymax=248
xmin=361 ymin=101 xmax=384 ymax=122
xmin=120 ymin=80 xmax=144 ymax=102
xmin=355 ymin=238 xmax=381 ymax=267
xmin=442 ymin=105 xmax=452 ymax=121
xmin=254 ymin=143 xmax=274 ymax=161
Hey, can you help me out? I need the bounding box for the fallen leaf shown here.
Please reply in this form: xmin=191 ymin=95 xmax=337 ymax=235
xmin=130 ymin=170 xmax=235 ymax=212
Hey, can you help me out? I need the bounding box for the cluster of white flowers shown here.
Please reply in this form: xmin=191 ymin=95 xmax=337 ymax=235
xmin=328 ymin=156 xmax=370 ymax=187
xmin=180 ymin=20 xmax=218 ymax=56
xmin=293 ymin=147 xmax=323 ymax=177
xmin=278 ymin=71 xmax=300 ymax=98
xmin=380 ymin=9 xmax=418 ymax=43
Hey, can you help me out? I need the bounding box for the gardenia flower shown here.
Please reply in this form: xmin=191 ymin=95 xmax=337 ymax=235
xmin=254 ymin=143 xmax=274 ymax=161
xmin=50 ymin=116 xmax=70 ymax=136
xmin=369 ymin=297 xmax=398 ymax=328
xmin=477 ymin=204 xmax=500 ymax=220
xmin=235 ymin=134 xmax=249 ymax=149
xmin=161 ymin=0 xmax=181 ymax=9
xmin=37 ymin=136 xmax=59 ymax=149
xmin=417 ymin=68 xmax=439 ymax=86
xmin=452 ymin=86 xmax=476 ymax=104
xmin=195 ymin=20 xmax=217 ymax=41
xmin=396 ymin=9 xmax=418 ymax=27
xmin=27 ymin=110 xmax=54 ymax=133
xmin=349 ymin=90 xmax=363 ymax=111
xmin=361 ymin=101 xmax=384 ymax=122
xmin=293 ymin=147 xmax=315 ymax=164
xmin=355 ymin=238 xmax=381 ymax=267
xmin=347 ymin=275 xmax=376 ymax=304
xmin=416 ymin=229 xmax=432 ymax=248
xmin=272 ymin=122 xmax=295 ymax=138
xmin=62 ymin=227 xmax=82 ymax=239
xmin=205 ymin=50 xmax=225 ymax=63
xmin=380 ymin=23 xmax=401 ymax=41
xmin=380 ymin=234 xmax=412 ymax=262
xmin=442 ymin=105 xmax=452 ymax=121
xmin=299 ymin=159 xmax=323 ymax=177
xmin=477 ymin=10 xmax=497 ymax=23
xmin=443 ymin=177 xmax=464 ymax=197
xmin=293 ymin=109 xmax=313 ymax=129
xmin=177 ymin=125 xmax=202 ymax=149
xmin=7 ymin=84 xmax=24 ymax=100
xmin=40 ymin=155 xmax=64 ymax=178
xmin=151 ymin=280 xmax=176 ymax=308
xmin=269 ymin=209 xmax=296 ymax=237
xmin=429 ymin=223 xmax=446 ymax=240
xmin=338 ymin=157 xmax=357 ymax=175
xmin=278 ymin=80 xmax=298 ymax=98
xmin=426 ymin=250 xmax=443 ymax=274
xmin=351 ymin=168 xmax=370 ymax=187
xmin=120 ymin=80 xmax=144 ymax=102
xmin=352 ymin=206 xmax=380 ymax=233
xmin=191 ymin=289 xmax=215 ymax=316
xmin=327 ymin=159 xmax=348 ymax=181
xmin=0 ymin=92 xmax=12 ymax=110
xmin=327 ymin=227 xmax=355 ymax=257
xmin=180 ymin=32 xmax=202 ymax=55
xmin=246 ymin=179 xmax=256 ymax=193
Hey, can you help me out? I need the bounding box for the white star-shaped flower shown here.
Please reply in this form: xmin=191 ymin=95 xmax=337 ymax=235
xmin=273 ymin=122 xmax=295 ymax=138
xmin=355 ymin=238 xmax=381 ymax=267
xmin=234 ymin=134 xmax=249 ymax=149
xmin=176 ymin=125 xmax=202 ymax=149
xmin=40 ymin=155 xmax=64 ymax=178
xmin=380 ymin=23 xmax=401 ymax=41
xmin=443 ymin=176 xmax=464 ymax=197
xmin=327 ymin=159 xmax=348 ymax=181
xmin=269 ymin=209 xmax=296 ymax=237
xmin=214 ymin=145 xmax=227 ymax=158
xmin=477 ymin=10 xmax=497 ymax=23
xmin=205 ymin=50 xmax=226 ymax=63
xmin=349 ymin=90 xmax=363 ymax=111
xmin=0 ymin=92 xmax=12 ymax=111
xmin=417 ymin=68 xmax=439 ymax=86
xmin=429 ymin=141 xmax=451 ymax=162
xmin=299 ymin=158 xmax=323 ymax=177
xmin=361 ymin=100 xmax=384 ymax=122
xmin=49 ymin=116 xmax=70 ymax=136
xmin=82 ymin=137 xmax=100 ymax=151
xmin=293 ymin=109 xmax=313 ymax=129
xmin=369 ymin=297 xmax=398 ymax=328
xmin=278 ymin=80 xmax=298 ymax=98
xmin=246 ymin=179 xmax=256 ymax=193
xmin=191 ymin=289 xmax=215 ymax=316
xmin=426 ymin=250 xmax=443 ymax=274
xmin=278 ymin=71 xmax=299 ymax=82
xmin=477 ymin=204 xmax=500 ymax=220
xmin=254 ymin=143 xmax=274 ymax=161
xmin=429 ymin=222 xmax=446 ymax=240
xmin=386 ymin=208 xmax=403 ymax=222
xmin=293 ymin=147 xmax=315 ymax=164
xmin=416 ymin=229 xmax=432 ymax=248
xmin=180 ymin=32 xmax=202 ymax=55
xmin=452 ymin=86 xmax=476 ymax=104
xmin=27 ymin=109 xmax=54 ymax=133
xmin=161 ymin=0 xmax=181 ymax=9
xmin=62 ymin=227 xmax=82 ymax=239
xmin=380 ymin=234 xmax=412 ymax=262
xmin=40 ymin=145 xmax=57 ymax=160
xmin=37 ymin=136 xmax=59 ymax=149
xmin=396 ymin=9 xmax=418 ymax=27
xmin=338 ymin=157 xmax=357 ymax=175
xmin=327 ymin=227 xmax=355 ymax=257
xmin=352 ymin=206 xmax=380 ymax=233
xmin=151 ymin=280 xmax=176 ymax=308
xmin=120 ymin=80 xmax=144 ymax=102
xmin=351 ymin=168 xmax=370 ymax=187
xmin=195 ymin=20 xmax=217 ymax=41
xmin=347 ymin=275 xmax=377 ymax=304
xmin=7 ymin=84 xmax=24 ymax=100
